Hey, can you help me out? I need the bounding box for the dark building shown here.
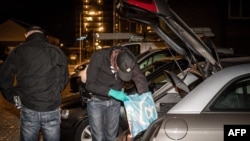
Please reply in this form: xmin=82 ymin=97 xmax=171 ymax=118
xmin=168 ymin=0 xmax=250 ymax=55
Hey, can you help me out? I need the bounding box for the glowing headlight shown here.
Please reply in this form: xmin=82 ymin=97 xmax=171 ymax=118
xmin=60 ymin=108 xmax=69 ymax=119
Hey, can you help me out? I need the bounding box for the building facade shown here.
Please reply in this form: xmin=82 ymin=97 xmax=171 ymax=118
xmin=72 ymin=0 xmax=250 ymax=63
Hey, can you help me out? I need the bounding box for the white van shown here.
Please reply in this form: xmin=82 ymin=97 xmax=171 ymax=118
xmin=117 ymin=41 xmax=168 ymax=56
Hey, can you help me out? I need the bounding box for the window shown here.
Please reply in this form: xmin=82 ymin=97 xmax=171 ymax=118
xmin=210 ymin=76 xmax=250 ymax=111
xmin=139 ymin=52 xmax=167 ymax=70
xmin=228 ymin=0 xmax=250 ymax=19
xmin=125 ymin=44 xmax=140 ymax=56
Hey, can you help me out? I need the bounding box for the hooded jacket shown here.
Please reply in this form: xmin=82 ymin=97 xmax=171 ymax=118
xmin=0 ymin=33 xmax=69 ymax=111
xmin=86 ymin=46 xmax=149 ymax=100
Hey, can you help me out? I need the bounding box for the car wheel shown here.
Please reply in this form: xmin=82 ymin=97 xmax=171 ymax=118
xmin=75 ymin=119 xmax=91 ymax=141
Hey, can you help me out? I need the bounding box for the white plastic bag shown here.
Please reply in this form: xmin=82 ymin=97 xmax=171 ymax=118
xmin=123 ymin=91 xmax=158 ymax=137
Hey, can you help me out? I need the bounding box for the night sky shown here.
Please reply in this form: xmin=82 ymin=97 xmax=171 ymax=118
xmin=0 ymin=0 xmax=76 ymax=46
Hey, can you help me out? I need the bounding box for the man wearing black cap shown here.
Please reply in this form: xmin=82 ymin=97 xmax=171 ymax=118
xmin=86 ymin=46 xmax=149 ymax=141
xmin=0 ymin=25 xmax=69 ymax=141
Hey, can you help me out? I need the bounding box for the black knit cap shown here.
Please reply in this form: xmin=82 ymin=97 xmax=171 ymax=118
xmin=117 ymin=50 xmax=136 ymax=81
xmin=26 ymin=25 xmax=45 ymax=34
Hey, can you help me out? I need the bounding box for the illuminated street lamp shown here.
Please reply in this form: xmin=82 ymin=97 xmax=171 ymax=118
xmin=79 ymin=12 xmax=82 ymax=63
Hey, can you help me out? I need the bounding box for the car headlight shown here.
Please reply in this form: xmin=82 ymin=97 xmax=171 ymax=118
xmin=165 ymin=117 xmax=188 ymax=140
xmin=60 ymin=108 xmax=69 ymax=119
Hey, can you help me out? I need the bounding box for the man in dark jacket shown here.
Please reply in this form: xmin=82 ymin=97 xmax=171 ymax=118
xmin=0 ymin=25 xmax=69 ymax=141
xmin=86 ymin=46 xmax=149 ymax=141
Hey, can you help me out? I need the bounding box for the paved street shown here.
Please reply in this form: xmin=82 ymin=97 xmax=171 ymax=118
xmin=0 ymin=109 xmax=19 ymax=141
xmin=0 ymin=83 xmax=71 ymax=141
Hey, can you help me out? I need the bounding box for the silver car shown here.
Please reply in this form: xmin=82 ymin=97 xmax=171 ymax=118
xmin=115 ymin=0 xmax=250 ymax=141
xmin=138 ymin=64 xmax=250 ymax=141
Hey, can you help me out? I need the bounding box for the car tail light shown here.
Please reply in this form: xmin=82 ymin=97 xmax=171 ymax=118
xmin=125 ymin=0 xmax=158 ymax=13
xmin=165 ymin=117 xmax=188 ymax=140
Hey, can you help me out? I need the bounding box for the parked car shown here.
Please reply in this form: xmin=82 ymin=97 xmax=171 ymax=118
xmin=126 ymin=57 xmax=189 ymax=94
xmin=60 ymin=58 xmax=191 ymax=141
xmin=117 ymin=41 xmax=168 ymax=56
xmin=114 ymin=0 xmax=250 ymax=140
xmin=69 ymin=48 xmax=182 ymax=93
xmin=133 ymin=64 xmax=250 ymax=141
xmin=62 ymin=0 xmax=250 ymax=140
xmin=69 ymin=60 xmax=89 ymax=93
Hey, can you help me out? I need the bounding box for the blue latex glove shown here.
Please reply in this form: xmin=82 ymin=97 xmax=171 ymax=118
xmin=108 ymin=89 xmax=129 ymax=102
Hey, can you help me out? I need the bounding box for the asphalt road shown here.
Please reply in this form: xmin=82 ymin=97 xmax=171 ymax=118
xmin=0 ymin=82 xmax=72 ymax=141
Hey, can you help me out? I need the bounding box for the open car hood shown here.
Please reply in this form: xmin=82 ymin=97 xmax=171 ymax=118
xmin=116 ymin=0 xmax=222 ymax=78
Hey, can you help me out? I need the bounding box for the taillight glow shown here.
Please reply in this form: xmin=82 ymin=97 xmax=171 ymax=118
xmin=127 ymin=0 xmax=158 ymax=13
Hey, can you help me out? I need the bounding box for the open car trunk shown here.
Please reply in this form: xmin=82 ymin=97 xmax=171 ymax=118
xmin=116 ymin=0 xmax=222 ymax=80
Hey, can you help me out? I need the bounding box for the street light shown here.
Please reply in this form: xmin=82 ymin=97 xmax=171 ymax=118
xmin=79 ymin=12 xmax=82 ymax=63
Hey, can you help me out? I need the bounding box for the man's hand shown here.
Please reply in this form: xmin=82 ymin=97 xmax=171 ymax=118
xmin=108 ymin=89 xmax=128 ymax=102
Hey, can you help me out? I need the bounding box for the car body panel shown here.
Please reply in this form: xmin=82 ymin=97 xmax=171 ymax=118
xmin=169 ymin=64 xmax=250 ymax=114
xmin=157 ymin=114 xmax=250 ymax=141
xmin=137 ymin=64 xmax=250 ymax=141
xmin=60 ymin=94 xmax=89 ymax=129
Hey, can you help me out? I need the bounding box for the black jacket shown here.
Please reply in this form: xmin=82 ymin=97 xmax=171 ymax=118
xmin=0 ymin=33 xmax=69 ymax=111
xmin=86 ymin=46 xmax=149 ymax=100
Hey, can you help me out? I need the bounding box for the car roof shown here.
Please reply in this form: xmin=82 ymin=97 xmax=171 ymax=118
xmin=137 ymin=48 xmax=167 ymax=58
xmin=168 ymin=63 xmax=250 ymax=114
xmin=137 ymin=48 xmax=177 ymax=61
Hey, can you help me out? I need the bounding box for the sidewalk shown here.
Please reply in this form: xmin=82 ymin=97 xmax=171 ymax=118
xmin=0 ymin=109 xmax=19 ymax=141
xmin=0 ymin=83 xmax=71 ymax=141
xmin=0 ymin=97 xmax=44 ymax=141
xmin=0 ymin=65 xmax=73 ymax=141
xmin=0 ymin=92 xmax=20 ymax=141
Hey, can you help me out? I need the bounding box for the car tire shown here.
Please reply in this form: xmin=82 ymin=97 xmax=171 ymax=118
xmin=75 ymin=119 xmax=91 ymax=141
xmin=74 ymin=118 xmax=125 ymax=141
